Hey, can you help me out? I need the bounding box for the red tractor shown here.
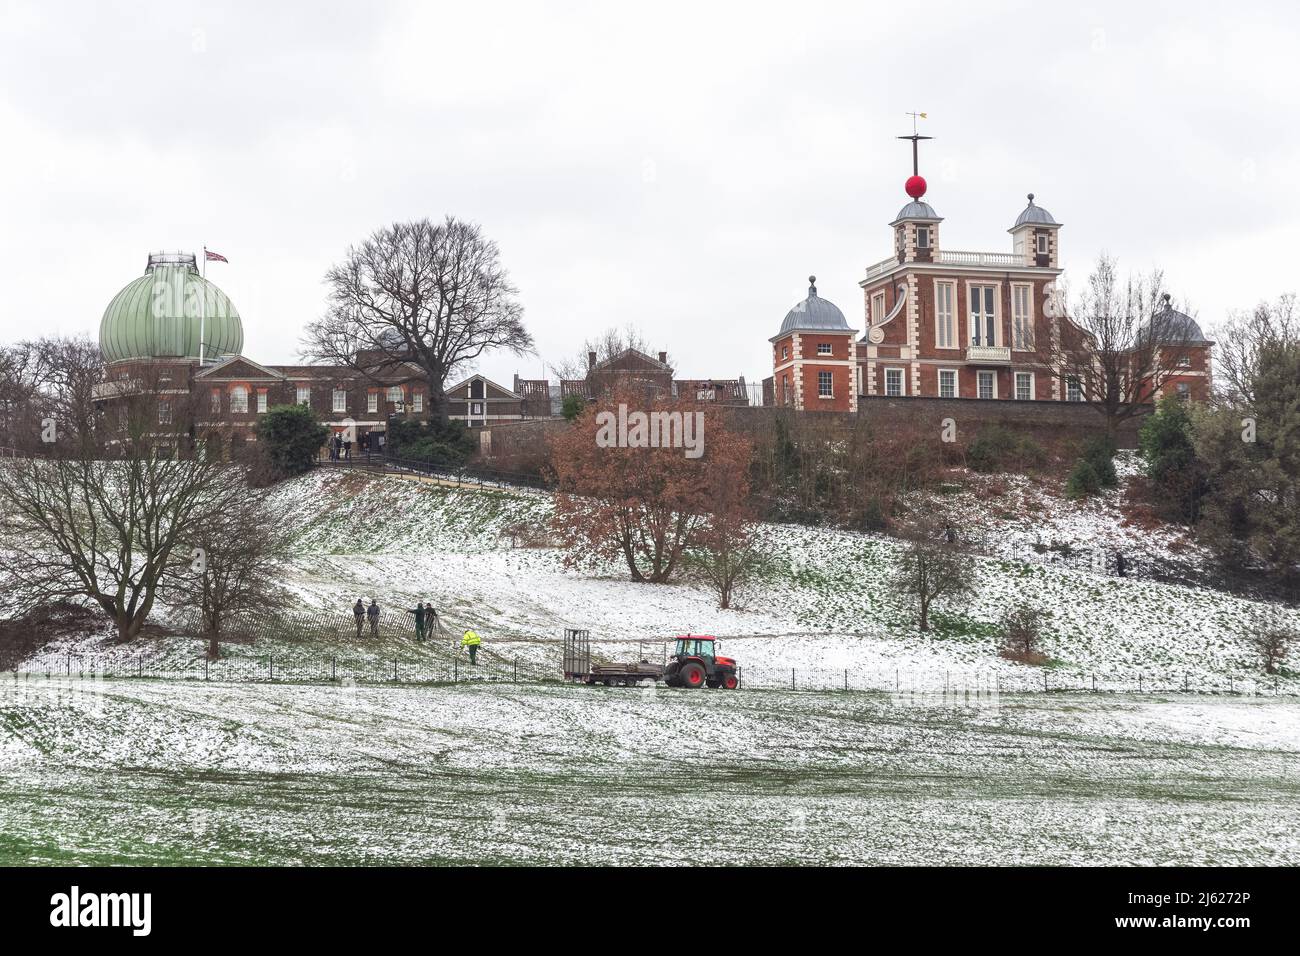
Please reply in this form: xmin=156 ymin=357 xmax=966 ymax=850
xmin=662 ymin=635 xmax=740 ymax=689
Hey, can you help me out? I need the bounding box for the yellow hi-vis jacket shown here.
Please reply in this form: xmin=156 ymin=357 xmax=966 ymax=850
xmin=461 ymin=630 xmax=481 ymax=647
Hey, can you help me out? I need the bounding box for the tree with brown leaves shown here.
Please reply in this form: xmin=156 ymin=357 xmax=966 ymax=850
xmin=548 ymin=388 xmax=751 ymax=584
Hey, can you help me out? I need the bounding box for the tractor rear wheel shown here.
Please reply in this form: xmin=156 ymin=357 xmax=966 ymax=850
xmin=679 ymin=662 xmax=706 ymax=689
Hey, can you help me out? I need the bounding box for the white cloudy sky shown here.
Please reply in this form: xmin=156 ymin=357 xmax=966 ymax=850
xmin=1 ymin=0 xmax=1297 ymax=387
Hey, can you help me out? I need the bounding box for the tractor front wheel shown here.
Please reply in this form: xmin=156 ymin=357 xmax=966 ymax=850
xmin=679 ymin=662 xmax=706 ymax=689
xmin=722 ymin=673 xmax=739 ymax=690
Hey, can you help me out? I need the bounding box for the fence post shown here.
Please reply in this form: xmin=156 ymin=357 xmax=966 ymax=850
xmin=332 ymin=656 xmax=337 ymax=681
xmin=1091 ymin=674 xmax=1096 ymax=692
xmin=1183 ymin=672 xmax=1189 ymax=692
xmin=66 ymin=653 xmax=71 ymax=676
xmin=514 ymin=658 xmax=518 ymax=683
xmin=895 ymin=667 xmax=899 ymax=693
xmin=204 ymin=657 xmax=209 ymax=682
xmin=454 ymin=657 xmax=458 ymax=683
xmin=1139 ymin=673 xmax=1143 ymax=693
xmin=393 ymin=658 xmax=398 ymax=682
xmin=844 ymin=668 xmax=848 ymax=692
xmin=270 ymin=656 xmax=274 ymax=681
xmin=1042 ymin=671 xmax=1048 ymax=693
xmin=791 ymin=668 xmax=795 ymax=690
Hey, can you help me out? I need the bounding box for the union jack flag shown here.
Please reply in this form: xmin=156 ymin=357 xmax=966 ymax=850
xmin=204 ymin=248 xmax=228 ymax=263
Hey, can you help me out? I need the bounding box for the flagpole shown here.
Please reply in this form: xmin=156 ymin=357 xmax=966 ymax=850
xmin=199 ymin=245 xmax=206 ymax=367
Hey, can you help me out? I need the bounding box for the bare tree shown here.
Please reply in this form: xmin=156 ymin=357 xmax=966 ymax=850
xmin=889 ymin=520 xmax=975 ymax=632
xmin=303 ymin=217 xmax=532 ymax=422
xmin=0 ymin=335 xmax=104 ymax=451
xmin=999 ymin=602 xmax=1047 ymax=664
xmin=170 ymin=495 xmax=292 ymax=660
xmin=1062 ymin=254 xmax=1194 ymax=433
xmin=0 ymin=367 xmax=246 ymax=643
xmin=1252 ymin=621 xmax=1293 ymax=676
xmin=1211 ymin=295 xmax=1297 ymax=406
xmin=690 ymin=439 xmax=759 ymax=609
xmin=551 ymin=325 xmax=673 ymax=381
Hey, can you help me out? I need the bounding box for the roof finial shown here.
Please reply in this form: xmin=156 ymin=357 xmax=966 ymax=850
xmin=1027 ymin=192 xmax=1035 ymax=204
xmin=808 ymin=275 xmax=817 ymax=296
xmin=1162 ymin=292 xmax=1172 ymax=306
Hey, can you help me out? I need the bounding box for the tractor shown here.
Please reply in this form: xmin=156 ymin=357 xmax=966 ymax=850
xmin=662 ymin=635 xmax=740 ymax=689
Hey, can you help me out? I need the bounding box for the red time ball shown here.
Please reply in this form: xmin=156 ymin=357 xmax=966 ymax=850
xmin=905 ymin=175 xmax=927 ymax=199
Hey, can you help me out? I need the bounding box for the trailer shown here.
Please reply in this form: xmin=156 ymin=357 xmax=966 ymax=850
xmin=562 ymin=628 xmax=664 ymax=686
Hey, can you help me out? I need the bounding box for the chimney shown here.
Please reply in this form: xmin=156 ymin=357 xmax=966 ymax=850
xmin=587 ymin=351 xmax=597 ymax=371
xmin=658 ymin=351 xmax=667 ymax=365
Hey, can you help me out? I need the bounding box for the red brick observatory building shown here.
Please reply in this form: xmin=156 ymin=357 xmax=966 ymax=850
xmin=771 ymin=138 xmax=1214 ymax=410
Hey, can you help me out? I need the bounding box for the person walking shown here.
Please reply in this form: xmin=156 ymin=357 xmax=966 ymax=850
xmin=367 ymin=598 xmax=380 ymax=638
xmin=460 ymin=628 xmax=481 ymax=665
xmin=343 ymin=437 xmax=352 ymax=461
xmin=426 ymin=604 xmax=441 ymax=638
xmin=408 ymin=602 xmax=426 ymax=642
xmin=352 ymin=598 xmax=365 ymax=639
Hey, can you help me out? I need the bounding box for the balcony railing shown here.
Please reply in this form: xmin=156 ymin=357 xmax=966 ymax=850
xmin=865 ymin=249 xmax=1037 ymax=281
xmin=938 ymin=250 xmax=1027 ymax=268
xmin=966 ymin=345 xmax=1012 ymax=364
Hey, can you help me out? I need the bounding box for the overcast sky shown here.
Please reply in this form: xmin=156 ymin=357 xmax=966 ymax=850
xmin=2 ymin=0 xmax=1297 ymax=387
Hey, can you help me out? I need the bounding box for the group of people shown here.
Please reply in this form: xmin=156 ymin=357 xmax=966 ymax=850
xmin=350 ymin=598 xmax=482 ymax=664
xmin=328 ymin=433 xmax=353 ymax=461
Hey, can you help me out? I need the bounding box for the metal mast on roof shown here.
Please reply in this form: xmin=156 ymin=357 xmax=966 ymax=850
xmin=898 ymin=111 xmax=931 ymax=176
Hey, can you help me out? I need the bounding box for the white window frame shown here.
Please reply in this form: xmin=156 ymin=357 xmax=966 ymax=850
xmin=817 ymin=370 xmax=833 ymax=398
xmin=332 ymin=389 xmax=347 ymax=413
xmin=470 ymin=401 xmax=485 ymax=416
xmin=782 ymin=345 xmax=789 ymax=361
xmin=157 ymin=400 xmax=171 ymax=425
xmin=816 ymin=342 xmax=832 ymax=356
xmin=916 ymin=225 xmax=930 ymax=249
xmin=413 ymin=392 xmax=423 ymax=413
xmin=1011 ymin=283 xmax=1034 ymax=351
xmin=938 ymin=368 xmax=958 ymax=399
xmin=257 ymin=391 xmax=267 ymax=414
xmin=884 ymin=367 xmax=905 ymax=397
xmin=296 ymin=386 xmax=310 ymax=406
xmin=388 ymin=386 xmax=403 ymax=403
xmin=230 ymin=386 xmax=248 ymax=414
xmin=1036 ymin=233 xmax=1049 ymax=256
xmin=969 ymin=284 xmax=998 ymax=347
xmin=1066 ymin=377 xmax=1083 ymax=403
xmin=934 ymin=280 xmax=956 ymax=349
xmin=1014 ymin=371 xmax=1035 ymax=401
xmin=871 ymin=291 xmax=886 ymax=325
xmin=367 ymin=392 xmax=378 ymax=413
xmin=977 ymin=371 xmax=996 ymax=400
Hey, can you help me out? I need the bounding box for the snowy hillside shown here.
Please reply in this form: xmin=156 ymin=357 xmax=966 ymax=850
xmin=13 ymin=466 xmax=1297 ymax=693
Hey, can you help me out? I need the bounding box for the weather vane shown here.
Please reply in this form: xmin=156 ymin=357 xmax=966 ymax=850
xmin=898 ymin=111 xmax=931 ymax=177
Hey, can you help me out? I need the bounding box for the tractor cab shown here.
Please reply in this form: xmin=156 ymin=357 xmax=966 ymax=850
xmin=664 ymin=634 xmax=740 ymax=690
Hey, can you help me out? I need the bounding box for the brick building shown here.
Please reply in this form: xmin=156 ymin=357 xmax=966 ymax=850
xmin=770 ymin=146 xmax=1213 ymax=410
xmin=93 ymin=252 xmax=431 ymax=454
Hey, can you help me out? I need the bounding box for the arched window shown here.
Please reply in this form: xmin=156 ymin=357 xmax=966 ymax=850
xmin=230 ymin=386 xmax=248 ymax=414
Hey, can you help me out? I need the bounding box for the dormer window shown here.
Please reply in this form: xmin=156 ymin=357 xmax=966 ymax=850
xmin=1036 ymin=234 xmax=1049 ymax=256
xmin=916 ymin=226 xmax=930 ymax=249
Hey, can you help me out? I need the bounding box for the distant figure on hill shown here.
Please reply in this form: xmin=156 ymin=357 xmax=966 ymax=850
xmin=461 ymin=628 xmax=481 ymax=665
xmin=408 ymin=602 xmax=426 ymax=641
xmin=426 ymin=603 xmax=440 ymax=637
xmin=367 ymin=599 xmax=380 ymax=638
xmin=353 ymin=599 xmax=365 ymax=638
xmin=1115 ymin=551 xmax=1128 ymax=577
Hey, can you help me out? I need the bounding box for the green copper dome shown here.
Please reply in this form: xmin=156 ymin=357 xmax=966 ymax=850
xmin=99 ymin=252 xmax=243 ymax=364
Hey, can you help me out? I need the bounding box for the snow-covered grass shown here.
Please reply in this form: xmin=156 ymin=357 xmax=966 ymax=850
xmin=2 ymin=678 xmax=1297 ymax=865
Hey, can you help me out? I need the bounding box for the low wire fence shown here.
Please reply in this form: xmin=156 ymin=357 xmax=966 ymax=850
xmin=314 ymin=451 xmax=548 ymax=491
xmin=734 ymin=666 xmax=1293 ymax=697
xmin=12 ymin=649 xmax=535 ymax=685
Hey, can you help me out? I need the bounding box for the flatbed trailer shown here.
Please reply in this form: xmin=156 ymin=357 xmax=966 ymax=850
xmin=562 ymin=628 xmax=664 ymax=686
